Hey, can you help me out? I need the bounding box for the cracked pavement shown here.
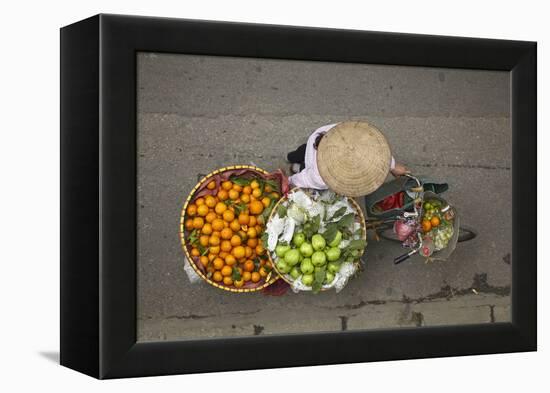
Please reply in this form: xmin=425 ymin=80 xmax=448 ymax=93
xmin=136 ymin=53 xmax=512 ymax=341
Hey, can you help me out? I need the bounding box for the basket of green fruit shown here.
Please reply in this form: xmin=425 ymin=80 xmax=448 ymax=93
xmin=264 ymin=188 xmax=367 ymax=293
xmin=419 ymin=191 xmax=459 ymax=261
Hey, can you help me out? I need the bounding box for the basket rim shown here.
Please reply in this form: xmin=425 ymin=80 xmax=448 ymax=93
xmin=266 ymin=187 xmax=367 ymax=291
xmin=179 ymin=164 xmax=279 ymax=293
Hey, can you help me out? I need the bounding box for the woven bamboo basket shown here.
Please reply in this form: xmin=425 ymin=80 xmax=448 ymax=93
xmin=180 ymin=165 xmax=280 ymax=293
xmin=266 ymin=188 xmax=367 ymax=290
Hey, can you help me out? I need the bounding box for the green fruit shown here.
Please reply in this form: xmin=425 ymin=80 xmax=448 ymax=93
xmin=299 ymin=242 xmax=314 ymax=257
xmin=275 ymin=244 xmax=291 ymax=258
xmin=328 ymin=230 xmax=342 ymax=247
xmin=301 ymin=273 xmax=314 ymax=286
xmin=311 ymin=251 xmax=327 ymax=266
xmin=276 ymin=260 xmax=291 ymax=274
xmin=327 ymin=261 xmax=340 ymax=273
xmin=326 ymin=247 xmax=341 ymax=262
xmin=289 ymin=266 xmax=301 ymax=279
xmin=324 ymin=271 xmax=335 ymax=284
xmin=311 ymin=234 xmax=326 ymax=250
xmin=293 ymin=232 xmax=306 ymax=247
xmin=300 ymin=258 xmax=314 ymax=274
xmin=284 ymin=249 xmax=301 ymax=266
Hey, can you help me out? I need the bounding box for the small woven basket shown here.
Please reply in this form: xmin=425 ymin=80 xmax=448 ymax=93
xmin=179 ymin=165 xmax=279 ymax=293
xmin=266 ymin=187 xmax=367 ymax=290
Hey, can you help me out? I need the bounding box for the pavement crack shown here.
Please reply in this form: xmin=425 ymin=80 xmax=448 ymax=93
xmin=339 ymin=316 xmax=349 ymax=331
xmin=165 ymin=314 xmax=213 ymax=320
xmin=489 ymin=305 xmax=496 ymax=323
xmin=411 ymin=162 xmax=510 ymax=171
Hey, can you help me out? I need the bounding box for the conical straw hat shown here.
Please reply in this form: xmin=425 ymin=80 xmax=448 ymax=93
xmin=317 ymin=121 xmax=391 ymax=196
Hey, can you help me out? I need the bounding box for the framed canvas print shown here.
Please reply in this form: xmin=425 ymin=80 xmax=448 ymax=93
xmin=60 ymin=14 xmax=536 ymax=379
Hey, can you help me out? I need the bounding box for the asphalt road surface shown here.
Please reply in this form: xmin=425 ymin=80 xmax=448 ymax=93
xmin=136 ymin=52 xmax=511 ymax=341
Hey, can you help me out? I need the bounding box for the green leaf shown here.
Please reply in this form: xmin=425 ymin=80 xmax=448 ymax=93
xmin=312 ymin=266 xmax=326 ymax=293
xmin=260 ymin=198 xmax=277 ymax=222
xmin=303 ymin=214 xmax=321 ymax=239
xmin=198 ymin=245 xmax=210 ymax=256
xmin=229 ymin=176 xmax=251 ymax=186
xmin=347 ymin=239 xmax=367 ymax=251
xmin=188 ymin=229 xmax=199 ymax=245
xmin=328 ymin=207 xmax=347 ymax=221
xmin=263 ymin=179 xmax=281 ymax=193
xmin=277 ymin=204 xmax=287 ymax=218
xmin=261 ymin=232 xmax=269 ymax=249
xmin=337 ymin=213 xmax=355 ymax=229
xmin=234 ymin=202 xmax=248 ymax=215
xmin=322 ymin=222 xmax=339 ymax=244
xmin=231 ymin=266 xmax=242 ymax=281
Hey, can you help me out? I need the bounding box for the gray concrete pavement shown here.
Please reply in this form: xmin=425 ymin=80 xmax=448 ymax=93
xmin=136 ymin=53 xmax=511 ymax=341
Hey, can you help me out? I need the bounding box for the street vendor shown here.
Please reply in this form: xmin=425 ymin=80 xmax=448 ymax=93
xmin=287 ymin=121 xmax=409 ymax=197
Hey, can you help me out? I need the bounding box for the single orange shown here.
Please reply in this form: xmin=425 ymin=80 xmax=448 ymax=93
xmin=232 ymin=245 xmax=246 ymax=259
xmin=248 ymin=216 xmax=257 ymax=227
xmin=208 ymin=253 xmax=216 ymax=262
xmin=220 ymin=240 xmax=232 ymax=252
xmin=217 ymin=189 xmax=229 ymax=201
xmin=228 ymin=189 xmax=239 ymax=200
xmin=218 ymin=251 xmax=228 ymax=259
xmin=251 ymin=272 xmax=261 ymax=283
xmin=255 ymin=244 xmax=265 ymax=255
xmin=223 ymin=276 xmax=234 ymax=286
xmin=246 ymin=227 xmax=258 ymax=239
xmin=252 ymin=188 xmax=262 ymax=199
xmin=204 ymin=195 xmax=216 ymax=208
xmin=250 ymin=179 xmax=260 ymax=189
xmin=245 ymin=246 xmax=253 ymax=258
xmin=221 ymin=181 xmax=233 ymax=191
xmin=222 ymin=210 xmax=235 ymax=222
xmin=225 ymin=254 xmax=237 ymax=266
xmin=265 ymin=184 xmax=273 ymax=193
xmin=195 ymin=197 xmax=205 ymax=206
xmin=212 ymin=271 xmax=223 ymax=282
xmin=242 ymin=271 xmax=252 ymax=282
xmin=232 ymin=184 xmax=243 ymax=192
xmin=192 ymin=217 xmax=204 ymax=229
xmin=261 ymin=197 xmax=271 ymax=208
xmin=191 ymin=247 xmax=200 ymax=257
xmin=240 ymin=194 xmax=250 ymax=203
xmin=243 ymin=260 xmax=255 ymax=272
xmin=422 ymin=219 xmax=432 ymax=233
xmin=214 ymin=202 xmax=227 ymax=215
xmin=247 ymin=238 xmax=258 ymax=248
xmin=199 ymin=255 xmax=209 ymax=267
xmin=270 ymin=192 xmax=280 ymax=199
xmin=249 ymin=200 xmax=264 ymax=215
xmin=230 ymin=219 xmax=241 ymax=232
xmin=430 ymin=216 xmax=440 ymax=227
xmin=209 ymin=245 xmax=220 ymax=255
xmin=201 ymin=223 xmax=213 ymax=235
xmin=211 ymin=218 xmax=225 ymax=231
xmin=209 ymin=236 xmax=220 ymax=246
xmin=212 ymin=230 xmax=221 ymax=238
xmin=259 ymin=267 xmax=268 ymax=277
xmin=230 ymin=235 xmax=242 ymax=247
xmin=221 ymin=265 xmax=233 ymax=277
xmin=213 ymin=257 xmax=224 ymax=270
xmin=220 ymin=227 xmax=233 ymax=240
xmin=186 ymin=204 xmax=197 ymax=217
xmin=206 ymin=180 xmax=216 ymax=190
xmin=205 ymin=211 xmax=217 ymax=223
xmin=199 ymin=235 xmax=210 ymax=247
xmin=242 ymin=185 xmax=252 ymax=195
xmin=184 ymin=219 xmax=194 ymax=230
xmin=238 ymin=213 xmax=250 ymax=225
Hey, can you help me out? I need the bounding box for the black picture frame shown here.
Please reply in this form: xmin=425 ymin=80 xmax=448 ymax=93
xmin=60 ymin=14 xmax=536 ymax=379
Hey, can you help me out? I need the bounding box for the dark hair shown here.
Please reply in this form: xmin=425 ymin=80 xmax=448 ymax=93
xmin=314 ymin=132 xmax=326 ymax=150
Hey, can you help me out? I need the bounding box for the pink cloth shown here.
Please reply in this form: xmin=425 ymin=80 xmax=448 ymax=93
xmin=289 ymin=123 xmax=396 ymax=191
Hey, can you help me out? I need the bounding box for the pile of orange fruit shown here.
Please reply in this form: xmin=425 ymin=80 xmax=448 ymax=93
xmin=184 ymin=177 xmax=281 ymax=289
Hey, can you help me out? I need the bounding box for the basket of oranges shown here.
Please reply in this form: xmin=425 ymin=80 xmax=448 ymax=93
xmin=180 ymin=165 xmax=286 ymax=292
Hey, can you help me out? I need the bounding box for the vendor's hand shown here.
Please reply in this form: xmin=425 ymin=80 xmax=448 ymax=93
xmin=391 ymin=162 xmax=410 ymax=177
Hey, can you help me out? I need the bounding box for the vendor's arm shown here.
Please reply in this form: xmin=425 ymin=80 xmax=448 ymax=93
xmin=390 ymin=158 xmax=410 ymax=176
xmin=289 ymin=167 xmax=329 ymax=190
